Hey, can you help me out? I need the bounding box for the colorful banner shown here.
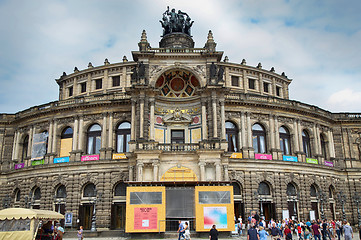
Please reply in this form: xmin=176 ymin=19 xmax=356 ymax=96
xmin=113 ymin=153 xmax=127 ymax=159
xmin=306 ymin=158 xmax=318 ymax=164
xmin=134 ymin=207 xmax=158 ymax=230
xmin=31 ymin=159 xmax=44 ymax=166
xmin=204 ymin=206 xmax=228 ymax=229
xmin=54 ymin=156 xmax=70 ymax=164
xmin=283 ymin=155 xmax=298 ymax=162
xmin=324 ymin=161 xmax=334 ymax=167
xmin=230 ymin=153 xmax=243 ymax=159
xmin=81 ymin=155 xmax=99 ymax=162
xmin=14 ymin=163 xmax=25 ymax=170
xmin=255 ymin=154 xmax=272 ymax=160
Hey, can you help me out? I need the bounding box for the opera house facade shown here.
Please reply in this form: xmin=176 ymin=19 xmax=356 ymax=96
xmin=1 ymin=9 xmax=361 ymax=234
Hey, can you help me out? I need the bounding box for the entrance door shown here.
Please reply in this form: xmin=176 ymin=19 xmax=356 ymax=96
xmin=311 ymin=202 xmax=319 ymax=220
xmin=261 ymin=202 xmax=276 ymax=222
xmin=234 ymin=201 xmax=245 ymax=222
xmin=330 ymin=203 xmax=335 ymax=220
xmin=79 ymin=204 xmax=93 ymax=230
xmin=111 ymin=203 xmax=126 ymax=229
xmin=288 ymin=201 xmax=297 ymax=220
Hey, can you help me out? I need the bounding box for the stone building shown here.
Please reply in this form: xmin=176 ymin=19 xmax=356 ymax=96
xmin=1 ymin=9 xmax=361 ymax=234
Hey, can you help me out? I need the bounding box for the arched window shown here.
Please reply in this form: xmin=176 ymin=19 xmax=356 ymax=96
xmin=22 ymin=135 xmax=29 ymax=161
xmin=60 ymin=127 xmax=73 ymax=157
xmin=310 ymin=185 xmax=317 ymax=197
xmin=87 ymin=124 xmax=101 ymax=154
xmin=279 ymin=126 xmax=291 ymax=155
xmin=15 ymin=189 xmax=21 ymax=202
xmin=226 ymin=121 xmax=238 ymax=152
xmin=329 ymin=186 xmax=334 ymax=199
xmin=252 ymin=124 xmax=267 ymax=153
xmin=232 ymin=182 xmax=241 ymax=195
xmin=116 ymin=122 xmax=131 ymax=153
xmin=114 ymin=182 xmax=127 ymax=196
xmin=302 ymin=130 xmax=312 ymax=157
xmin=258 ymin=182 xmax=271 ymax=195
xmin=320 ymin=134 xmax=327 ymax=159
xmin=56 ymin=185 xmax=67 ymax=199
xmin=33 ymin=187 xmax=41 ymax=200
xmin=83 ymin=183 xmax=96 ymax=197
xmin=286 ymin=183 xmax=297 ymax=196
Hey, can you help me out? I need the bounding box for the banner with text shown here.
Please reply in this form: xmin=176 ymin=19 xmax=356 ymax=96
xmin=81 ymin=155 xmax=99 ymax=162
xmin=54 ymin=156 xmax=70 ymax=164
xmin=255 ymin=154 xmax=272 ymax=160
xmin=324 ymin=161 xmax=334 ymax=167
xmin=14 ymin=163 xmax=25 ymax=170
xmin=306 ymin=158 xmax=318 ymax=164
xmin=283 ymin=155 xmax=298 ymax=162
xmin=31 ymin=159 xmax=44 ymax=166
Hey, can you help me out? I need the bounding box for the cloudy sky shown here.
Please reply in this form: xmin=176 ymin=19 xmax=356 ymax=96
xmin=1 ymin=0 xmax=361 ymax=113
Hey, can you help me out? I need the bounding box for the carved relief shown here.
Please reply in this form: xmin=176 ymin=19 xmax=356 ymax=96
xmin=192 ymin=65 xmax=206 ymax=78
xmin=149 ymin=65 xmax=163 ymax=79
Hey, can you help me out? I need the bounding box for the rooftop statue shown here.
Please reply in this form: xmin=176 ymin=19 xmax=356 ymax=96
xmin=160 ymin=6 xmax=194 ymax=37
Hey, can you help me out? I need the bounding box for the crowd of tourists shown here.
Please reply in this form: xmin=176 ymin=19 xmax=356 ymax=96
xmin=238 ymin=214 xmax=357 ymax=240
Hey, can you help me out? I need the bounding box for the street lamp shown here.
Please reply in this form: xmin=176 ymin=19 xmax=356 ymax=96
xmin=352 ymin=192 xmax=361 ymax=227
xmin=54 ymin=194 xmax=63 ymax=214
xmin=90 ymin=190 xmax=102 ymax=232
xmin=2 ymin=194 xmax=11 ymax=209
xmin=288 ymin=193 xmax=300 ymax=220
xmin=337 ymin=191 xmax=347 ymax=222
xmin=254 ymin=191 xmax=265 ymax=218
xmin=316 ymin=191 xmax=326 ymax=220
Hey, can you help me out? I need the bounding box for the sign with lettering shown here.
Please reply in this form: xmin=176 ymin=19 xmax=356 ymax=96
xmin=65 ymin=212 xmax=73 ymax=227
xmin=14 ymin=163 xmax=25 ymax=170
xmin=134 ymin=207 xmax=158 ymax=230
xmin=81 ymin=155 xmax=99 ymax=162
xmin=230 ymin=153 xmax=243 ymax=159
xmin=54 ymin=156 xmax=70 ymax=164
xmin=306 ymin=158 xmax=318 ymax=164
xmin=283 ymin=155 xmax=298 ymax=162
xmin=31 ymin=159 xmax=44 ymax=166
xmin=255 ymin=154 xmax=272 ymax=160
xmin=324 ymin=161 xmax=334 ymax=167
xmin=113 ymin=153 xmax=127 ymax=159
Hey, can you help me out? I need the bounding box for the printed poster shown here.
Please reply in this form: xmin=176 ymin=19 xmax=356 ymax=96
xmin=134 ymin=207 xmax=158 ymax=230
xmin=204 ymin=206 xmax=227 ymax=229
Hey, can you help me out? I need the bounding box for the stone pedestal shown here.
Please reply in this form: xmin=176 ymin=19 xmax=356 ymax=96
xmin=159 ymin=33 xmax=195 ymax=48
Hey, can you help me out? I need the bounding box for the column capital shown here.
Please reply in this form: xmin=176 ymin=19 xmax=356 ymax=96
xmin=198 ymin=161 xmax=206 ymax=167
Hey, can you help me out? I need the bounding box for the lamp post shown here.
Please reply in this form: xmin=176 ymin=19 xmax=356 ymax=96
xmin=90 ymin=190 xmax=102 ymax=232
xmin=317 ymin=191 xmax=326 ymax=220
xmin=24 ymin=191 xmax=34 ymax=209
xmin=352 ymin=192 xmax=361 ymax=227
xmin=254 ymin=191 xmax=264 ymax=218
xmin=54 ymin=194 xmax=62 ymax=214
xmin=289 ymin=193 xmax=300 ymax=220
xmin=2 ymin=194 xmax=11 ymax=209
xmin=337 ymin=191 xmax=347 ymax=222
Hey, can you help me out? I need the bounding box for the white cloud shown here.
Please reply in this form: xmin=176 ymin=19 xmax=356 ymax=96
xmin=327 ymin=89 xmax=361 ymax=112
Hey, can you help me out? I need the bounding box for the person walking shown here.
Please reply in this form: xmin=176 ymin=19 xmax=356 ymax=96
xmin=284 ymin=225 xmax=292 ymax=240
xmin=259 ymin=226 xmax=269 ymax=240
xmin=342 ymin=223 xmax=353 ymax=240
xmin=248 ymin=223 xmax=259 ymax=240
xmin=311 ymin=221 xmax=321 ymax=240
xmin=77 ymin=226 xmax=83 ymax=240
xmin=184 ymin=222 xmax=191 ymax=240
xmin=335 ymin=220 xmax=341 ymax=240
xmin=209 ymin=225 xmax=219 ymax=240
xmin=270 ymin=222 xmax=280 ymax=240
xmin=177 ymin=220 xmax=185 ymax=240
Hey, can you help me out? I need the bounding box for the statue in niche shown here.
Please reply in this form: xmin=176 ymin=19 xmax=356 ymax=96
xmin=210 ymin=62 xmax=217 ymax=79
xmin=138 ymin=62 xmax=145 ymax=79
xmin=217 ymin=65 xmax=224 ymax=83
xmin=131 ymin=66 xmax=138 ymax=84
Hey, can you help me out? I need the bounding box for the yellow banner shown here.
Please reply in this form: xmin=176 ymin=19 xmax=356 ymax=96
xmin=112 ymin=153 xmax=127 ymax=159
xmin=230 ymin=152 xmax=243 ymax=159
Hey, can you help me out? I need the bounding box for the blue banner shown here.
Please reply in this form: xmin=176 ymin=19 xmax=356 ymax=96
xmin=283 ymin=155 xmax=298 ymax=162
xmin=54 ymin=156 xmax=70 ymax=164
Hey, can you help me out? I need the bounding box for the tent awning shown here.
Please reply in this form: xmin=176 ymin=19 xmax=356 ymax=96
xmin=0 ymin=208 xmax=64 ymax=220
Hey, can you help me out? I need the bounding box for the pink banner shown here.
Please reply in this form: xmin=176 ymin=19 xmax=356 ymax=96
xmin=81 ymin=155 xmax=99 ymax=162
xmin=324 ymin=161 xmax=334 ymax=167
xmin=255 ymin=154 xmax=272 ymax=160
xmin=14 ymin=163 xmax=25 ymax=170
xmin=134 ymin=207 xmax=158 ymax=230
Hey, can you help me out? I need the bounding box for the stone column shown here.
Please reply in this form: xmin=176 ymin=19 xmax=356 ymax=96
xmin=212 ymin=95 xmax=218 ymax=138
xmin=129 ymin=166 xmax=134 ymax=181
xmin=220 ymin=99 xmax=226 ymax=140
xmin=131 ymin=99 xmax=136 ymax=140
xmin=247 ymin=112 xmax=252 ymax=147
xmin=52 ymin=121 xmax=57 ymax=153
xmin=139 ymin=97 xmax=144 ymax=138
xmin=315 ymin=124 xmax=321 ymax=154
xmin=149 ymin=98 xmax=155 ymax=141
xmin=241 ymin=112 xmax=247 ymax=148
xmin=199 ymin=162 xmax=205 ymax=181
xmin=201 ymin=98 xmax=208 ymax=139
xmin=329 ymin=130 xmax=335 ymax=158
xmin=12 ymin=130 xmax=17 ymax=160
xmin=152 ymin=161 xmax=159 ymax=181
xmin=297 ymin=120 xmax=303 ymax=153
xmin=215 ymin=162 xmax=222 ymax=181
xmin=274 ymin=115 xmax=280 ymax=149
xmin=293 ymin=119 xmax=300 ymax=152
xmin=48 ymin=120 xmax=53 ymax=154
xmin=101 ymin=114 xmax=107 ymax=149
xmin=223 ymin=164 xmax=229 ymax=181
xmin=136 ymin=163 xmax=143 ymax=182
xmin=72 ymin=117 xmax=79 ymax=151
xmin=108 ymin=113 xmax=113 ymax=149
xmin=269 ymin=115 xmax=275 ymax=149
xmin=78 ymin=117 xmax=84 ymax=152
xmin=13 ymin=131 xmax=20 ymax=160
xmin=28 ymin=127 xmax=34 ymax=158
